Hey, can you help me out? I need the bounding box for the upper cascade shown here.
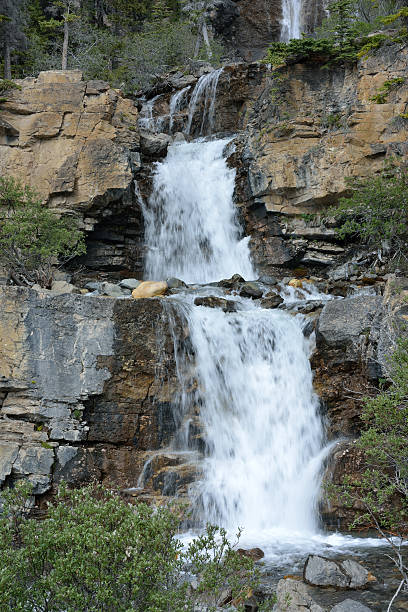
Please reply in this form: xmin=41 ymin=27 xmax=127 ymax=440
xmin=185 ymin=68 xmax=223 ymax=136
xmin=142 ymin=138 xmax=254 ymax=284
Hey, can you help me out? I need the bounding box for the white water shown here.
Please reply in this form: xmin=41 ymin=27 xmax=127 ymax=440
xmin=143 ymin=138 xmax=254 ymax=284
xmin=139 ymin=94 xmax=164 ymax=133
xmin=280 ymin=0 xmax=302 ymax=41
xmin=169 ymin=86 xmax=191 ymax=134
xmin=140 ymin=127 xmax=386 ymax=561
xmin=185 ymin=69 xmax=223 ymax=136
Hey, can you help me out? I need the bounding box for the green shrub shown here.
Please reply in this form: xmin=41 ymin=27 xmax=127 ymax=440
xmin=330 ymin=163 xmax=408 ymax=257
xmin=0 ymin=79 xmax=21 ymax=104
xmin=331 ymin=338 xmax=408 ymax=607
xmin=0 ymin=482 xmax=261 ymax=611
xmin=0 ymin=176 xmax=85 ymax=287
xmin=370 ymin=77 xmax=405 ymax=103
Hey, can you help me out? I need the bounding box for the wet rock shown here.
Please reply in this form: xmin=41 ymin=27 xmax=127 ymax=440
xmin=217 ymin=274 xmax=245 ymax=289
xmin=302 ymin=315 xmax=318 ymax=338
xmin=132 ymin=281 xmax=168 ymax=299
xmin=261 ymin=292 xmax=284 ymax=309
xmin=303 ymin=555 xmax=376 ymax=589
xmin=101 ymin=282 xmax=125 ymax=298
xmin=237 ymin=547 xmax=265 ymax=561
xmin=298 ymin=301 xmax=324 ymax=314
xmin=194 ymin=296 xmax=237 ymax=312
xmin=173 ymin=132 xmax=186 ymax=143
xmin=289 ymin=278 xmax=305 ymax=288
xmin=257 ymin=275 xmax=278 ymax=286
xmin=120 ymin=278 xmax=141 ymax=290
xmin=140 ymin=131 xmax=171 ymax=157
xmin=275 ymin=578 xmax=325 ymax=612
xmin=239 ymin=281 xmax=263 ymax=299
xmin=331 ymin=600 xmax=373 ymax=612
xmin=50 ymin=280 xmax=80 ymax=295
xmin=166 ymin=277 xmax=187 ymax=289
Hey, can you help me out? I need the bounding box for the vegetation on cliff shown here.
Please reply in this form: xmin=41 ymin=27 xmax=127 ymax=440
xmin=332 ymin=338 xmax=408 ymax=607
xmin=0 ymin=0 xmax=223 ymax=91
xmin=0 ymin=482 xmax=264 ymax=611
xmin=331 ymin=162 xmax=408 ymax=264
xmin=264 ymin=0 xmax=408 ymax=66
xmin=0 ymin=176 xmax=85 ymax=287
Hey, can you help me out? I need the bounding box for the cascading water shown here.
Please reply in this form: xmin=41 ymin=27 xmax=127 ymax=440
xmin=280 ymin=0 xmax=302 ymax=41
xmin=141 ymin=134 xmax=332 ymax=551
xmin=185 ymin=68 xmax=223 ymax=136
xmin=142 ymin=139 xmax=254 ymax=284
xmin=169 ymin=86 xmax=191 ymax=134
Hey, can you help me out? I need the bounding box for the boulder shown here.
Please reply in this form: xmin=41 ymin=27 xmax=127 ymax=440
xmin=261 ymin=292 xmax=284 ymax=309
xmin=84 ymin=281 xmax=102 ymax=292
xmin=50 ymin=281 xmax=80 ymax=295
xmin=140 ymin=131 xmax=171 ymax=156
xmin=101 ymin=282 xmax=125 ymax=298
xmin=194 ymin=296 xmax=237 ymax=312
xmin=120 ymin=278 xmax=141 ymax=290
xmin=131 ymin=281 xmax=168 ymax=299
xmin=289 ymin=278 xmax=305 ymax=288
xmin=303 ymin=555 xmax=376 ymax=589
xmin=275 ymin=578 xmax=325 ymax=612
xmin=316 ymin=296 xmax=383 ymax=364
xmin=217 ymin=274 xmax=245 ymax=289
xmin=166 ymin=277 xmax=187 ymax=289
xmin=239 ymin=281 xmax=263 ymax=299
xmin=257 ymin=275 xmax=278 ymax=285
xmin=331 ymin=600 xmax=373 ymax=612
xmin=237 ymin=547 xmax=264 ymax=561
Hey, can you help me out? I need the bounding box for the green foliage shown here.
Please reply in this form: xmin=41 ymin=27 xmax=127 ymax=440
xmin=330 ymin=163 xmax=408 ymax=256
xmin=0 ymin=482 xmax=261 ymax=611
xmin=357 ymin=33 xmax=388 ymax=58
xmin=0 ymin=176 xmax=85 ymax=287
xmin=0 ymin=77 xmax=21 ymax=103
xmin=264 ymin=37 xmax=336 ymax=66
xmin=370 ymin=77 xmax=405 ymax=103
xmin=330 ymin=339 xmax=408 ymax=604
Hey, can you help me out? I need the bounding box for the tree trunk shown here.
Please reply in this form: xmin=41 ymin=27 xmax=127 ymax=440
xmin=4 ymin=42 xmax=11 ymax=79
xmin=62 ymin=19 xmax=69 ymax=70
xmin=95 ymin=0 xmax=105 ymax=27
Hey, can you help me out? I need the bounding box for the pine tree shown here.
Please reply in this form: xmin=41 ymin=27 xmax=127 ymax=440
xmin=0 ymin=0 xmax=26 ymax=78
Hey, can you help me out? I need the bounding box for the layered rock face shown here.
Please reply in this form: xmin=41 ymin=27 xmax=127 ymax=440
xmin=0 ymin=71 xmax=143 ymax=277
xmin=0 ymin=287 xmax=181 ymax=497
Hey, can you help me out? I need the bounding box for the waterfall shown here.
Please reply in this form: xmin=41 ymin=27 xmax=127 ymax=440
xmin=185 ymin=68 xmax=223 ymax=136
xmin=143 ymin=138 xmax=254 ymax=284
xmin=139 ymin=94 xmax=163 ymax=132
xmin=169 ymin=86 xmax=191 ymax=134
xmin=140 ymin=130 xmax=330 ymax=547
xmin=280 ymin=0 xmax=302 ymax=41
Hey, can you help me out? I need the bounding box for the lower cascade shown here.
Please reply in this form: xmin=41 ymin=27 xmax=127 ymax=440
xmin=142 ymin=137 xmax=330 ymax=547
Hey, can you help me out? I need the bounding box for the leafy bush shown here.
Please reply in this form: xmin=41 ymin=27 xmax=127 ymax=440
xmin=370 ymin=76 xmax=405 ymax=103
xmin=0 ymin=482 xmax=261 ymax=611
xmin=0 ymin=78 xmax=21 ymax=104
xmin=0 ymin=176 xmax=85 ymax=287
xmin=330 ymin=164 xmax=408 ymax=257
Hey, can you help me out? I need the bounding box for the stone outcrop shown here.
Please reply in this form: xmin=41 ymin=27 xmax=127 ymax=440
xmin=0 ymin=286 xmax=183 ymax=497
xmin=0 ymin=70 xmax=144 ymax=278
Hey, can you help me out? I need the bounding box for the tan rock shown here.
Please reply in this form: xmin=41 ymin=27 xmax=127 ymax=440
xmin=131 ymin=281 xmax=168 ymax=299
xmin=0 ymin=70 xmax=139 ymax=233
xmin=289 ymin=278 xmax=304 ymax=288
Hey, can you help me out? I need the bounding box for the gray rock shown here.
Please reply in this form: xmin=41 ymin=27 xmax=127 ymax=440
xmin=120 ymin=278 xmax=141 ymax=290
xmin=140 ymin=131 xmax=171 ymax=156
xmin=166 ymin=277 xmax=187 ymax=289
xmin=57 ymin=446 xmax=78 ymax=468
xmin=217 ymin=274 xmax=245 ymax=288
xmin=0 ymin=442 xmax=19 ymax=485
xmin=51 ymin=280 xmax=80 ymax=295
xmin=101 ymin=282 xmax=125 ymax=297
xmin=304 ymin=555 xmax=374 ymax=589
xmin=239 ymin=281 xmax=263 ymax=299
xmin=331 ymin=600 xmax=373 ymax=612
xmin=28 ymin=474 xmax=51 ymax=495
xmin=316 ymin=296 xmax=383 ymax=361
xmin=84 ymin=281 xmax=102 ymax=291
xmin=257 ymin=275 xmax=278 ymax=285
xmin=173 ymin=132 xmax=187 ymax=143
xmin=53 ymin=270 xmax=72 ymax=282
xmin=275 ymin=578 xmax=326 ymax=611
xmin=13 ymin=445 xmax=54 ymax=476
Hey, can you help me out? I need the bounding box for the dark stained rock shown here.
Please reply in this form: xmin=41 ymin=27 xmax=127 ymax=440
xmin=260 ymin=292 xmax=284 ymax=309
xmin=239 ymin=281 xmax=264 ymax=298
xmin=237 ymin=547 xmax=265 ymax=561
xmin=194 ymin=296 xmax=238 ymax=312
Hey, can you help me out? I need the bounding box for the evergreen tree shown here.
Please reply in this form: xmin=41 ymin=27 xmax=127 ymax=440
xmin=0 ymin=0 xmax=27 ymax=78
